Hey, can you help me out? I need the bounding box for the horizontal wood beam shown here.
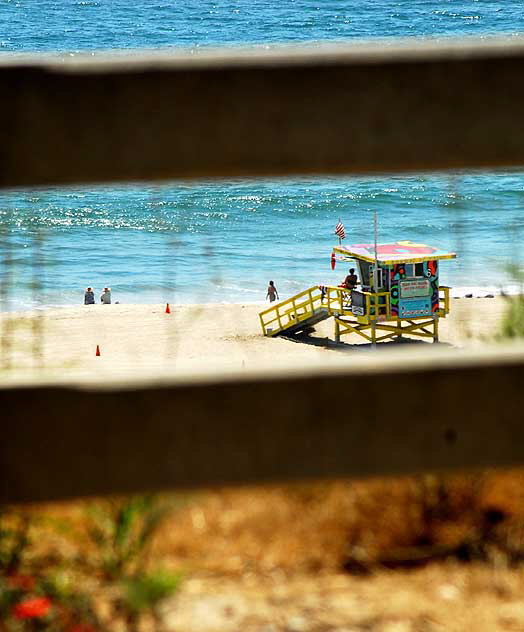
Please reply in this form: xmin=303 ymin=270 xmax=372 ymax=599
xmin=3 ymin=36 xmax=524 ymax=187
xmin=2 ymin=347 xmax=524 ymax=503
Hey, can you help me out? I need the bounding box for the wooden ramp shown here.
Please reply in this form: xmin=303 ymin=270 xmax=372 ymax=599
xmin=259 ymin=286 xmax=331 ymax=336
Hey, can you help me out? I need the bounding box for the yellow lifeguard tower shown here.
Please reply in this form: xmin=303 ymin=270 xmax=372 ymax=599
xmin=259 ymin=240 xmax=456 ymax=347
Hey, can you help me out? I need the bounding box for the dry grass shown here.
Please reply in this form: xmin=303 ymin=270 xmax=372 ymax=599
xmin=14 ymin=469 xmax=524 ymax=630
xmin=27 ymin=469 xmax=524 ymax=577
xmin=145 ymin=470 xmax=524 ymax=576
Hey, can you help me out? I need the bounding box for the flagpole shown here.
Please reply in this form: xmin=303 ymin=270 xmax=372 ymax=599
xmin=373 ymin=211 xmax=379 ymax=291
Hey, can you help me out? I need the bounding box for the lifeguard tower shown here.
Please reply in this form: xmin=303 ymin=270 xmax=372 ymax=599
xmin=259 ymin=240 xmax=456 ymax=347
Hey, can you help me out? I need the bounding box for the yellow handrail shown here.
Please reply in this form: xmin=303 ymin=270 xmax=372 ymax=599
xmin=439 ymin=285 xmax=450 ymax=316
xmin=321 ymin=286 xmax=389 ymax=314
xmin=260 ymin=284 xmax=450 ymax=335
xmin=259 ymin=285 xmax=326 ymax=335
xmin=261 ymin=286 xmax=392 ymax=331
xmin=362 ymin=290 xmax=390 ymax=320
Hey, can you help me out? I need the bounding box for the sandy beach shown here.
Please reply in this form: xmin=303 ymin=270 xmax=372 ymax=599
xmin=0 ymin=297 xmax=510 ymax=382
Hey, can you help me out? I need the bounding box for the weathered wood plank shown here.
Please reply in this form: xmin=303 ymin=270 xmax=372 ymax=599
xmin=1 ymin=349 xmax=523 ymax=503
xmin=3 ymin=37 xmax=524 ymax=186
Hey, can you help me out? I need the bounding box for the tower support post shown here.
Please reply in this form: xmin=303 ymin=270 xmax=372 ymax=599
xmin=335 ymin=318 xmax=340 ymax=343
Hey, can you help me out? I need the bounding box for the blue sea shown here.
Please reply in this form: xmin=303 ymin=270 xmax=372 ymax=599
xmin=2 ymin=1 xmax=524 ymax=309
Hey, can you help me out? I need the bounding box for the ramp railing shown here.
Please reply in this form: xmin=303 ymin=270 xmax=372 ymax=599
xmin=260 ymin=286 xmax=396 ymax=336
xmin=259 ymin=286 xmax=326 ymax=335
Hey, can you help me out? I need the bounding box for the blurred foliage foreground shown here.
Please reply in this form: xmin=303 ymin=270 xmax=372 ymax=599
xmin=4 ymin=472 xmax=524 ymax=630
xmin=0 ymin=496 xmax=182 ymax=631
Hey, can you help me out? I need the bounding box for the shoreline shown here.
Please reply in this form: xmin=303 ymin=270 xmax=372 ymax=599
xmin=0 ymin=288 xmax=515 ymax=315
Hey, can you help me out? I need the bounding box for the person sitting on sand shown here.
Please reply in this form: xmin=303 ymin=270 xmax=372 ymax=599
xmin=100 ymin=287 xmax=112 ymax=304
xmin=84 ymin=287 xmax=95 ymax=305
xmin=266 ymin=280 xmax=279 ymax=303
xmin=341 ymin=268 xmax=358 ymax=290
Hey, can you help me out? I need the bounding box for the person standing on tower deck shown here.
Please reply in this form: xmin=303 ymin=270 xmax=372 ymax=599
xmin=266 ymin=280 xmax=279 ymax=302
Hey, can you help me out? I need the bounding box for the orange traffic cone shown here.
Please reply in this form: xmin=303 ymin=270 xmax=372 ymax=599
xmin=96 ymin=345 xmax=100 ymax=356
xmin=165 ymin=303 xmax=171 ymax=314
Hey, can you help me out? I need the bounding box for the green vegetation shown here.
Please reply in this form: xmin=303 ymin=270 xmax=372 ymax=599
xmin=0 ymin=496 xmax=182 ymax=631
xmin=498 ymin=295 xmax=524 ymax=339
xmin=497 ymin=263 xmax=524 ymax=339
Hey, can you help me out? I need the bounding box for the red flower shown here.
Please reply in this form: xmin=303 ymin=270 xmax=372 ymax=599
xmin=12 ymin=596 xmax=52 ymax=620
xmin=7 ymin=573 xmax=36 ymax=591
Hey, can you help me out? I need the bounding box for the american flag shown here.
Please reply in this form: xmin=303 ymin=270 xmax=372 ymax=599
xmin=335 ymin=220 xmax=345 ymax=240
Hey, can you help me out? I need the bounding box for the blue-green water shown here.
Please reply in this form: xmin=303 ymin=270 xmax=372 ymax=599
xmin=2 ymin=1 xmax=524 ymax=308
xmin=0 ymin=1 xmax=520 ymax=52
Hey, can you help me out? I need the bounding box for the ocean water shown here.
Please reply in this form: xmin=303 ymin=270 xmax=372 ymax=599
xmin=0 ymin=0 xmax=522 ymax=52
xmin=2 ymin=1 xmax=524 ymax=308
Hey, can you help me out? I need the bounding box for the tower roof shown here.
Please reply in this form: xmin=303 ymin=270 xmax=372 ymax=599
xmin=333 ymin=240 xmax=456 ymax=265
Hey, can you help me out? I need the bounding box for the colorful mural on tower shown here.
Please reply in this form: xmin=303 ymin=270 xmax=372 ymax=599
xmin=390 ymin=260 xmax=439 ymax=318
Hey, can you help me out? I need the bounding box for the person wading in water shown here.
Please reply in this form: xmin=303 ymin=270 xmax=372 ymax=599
xmin=266 ymin=280 xmax=279 ymax=302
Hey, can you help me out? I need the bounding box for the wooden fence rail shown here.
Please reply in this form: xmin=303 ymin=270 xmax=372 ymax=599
xmin=1 ymin=347 xmax=524 ymax=504
xmin=3 ymin=36 xmax=524 ymax=187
